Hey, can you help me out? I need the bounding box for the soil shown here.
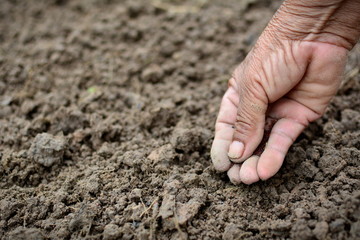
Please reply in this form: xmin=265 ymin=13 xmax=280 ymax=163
xmin=1 ymin=0 xmax=360 ymax=239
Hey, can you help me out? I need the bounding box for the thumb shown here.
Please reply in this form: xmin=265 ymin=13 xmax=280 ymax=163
xmin=227 ymin=66 xmax=268 ymax=163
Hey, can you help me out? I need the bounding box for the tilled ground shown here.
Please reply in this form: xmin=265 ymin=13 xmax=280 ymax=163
xmin=1 ymin=0 xmax=360 ymax=239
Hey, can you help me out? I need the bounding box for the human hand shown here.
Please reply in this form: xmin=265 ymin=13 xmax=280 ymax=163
xmin=211 ymin=0 xmax=360 ymax=184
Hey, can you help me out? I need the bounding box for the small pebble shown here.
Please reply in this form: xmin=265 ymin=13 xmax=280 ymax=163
xmin=28 ymin=133 xmax=66 ymax=167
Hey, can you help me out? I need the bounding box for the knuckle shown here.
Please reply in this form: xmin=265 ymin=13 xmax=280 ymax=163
xmin=246 ymin=78 xmax=267 ymax=102
xmin=240 ymin=80 xmax=268 ymax=114
xmin=227 ymin=77 xmax=237 ymax=90
xmin=234 ymin=110 xmax=256 ymax=138
xmin=229 ymin=64 xmax=245 ymax=89
xmin=234 ymin=62 xmax=269 ymax=106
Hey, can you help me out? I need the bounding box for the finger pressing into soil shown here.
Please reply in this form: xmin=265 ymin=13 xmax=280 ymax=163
xmin=227 ymin=164 xmax=241 ymax=185
xmin=257 ymin=118 xmax=306 ymax=180
xmin=239 ymin=155 xmax=260 ymax=185
xmin=211 ymin=86 xmax=238 ymax=172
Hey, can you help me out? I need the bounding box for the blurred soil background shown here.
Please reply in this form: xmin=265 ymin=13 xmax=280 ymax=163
xmin=0 ymin=0 xmax=360 ymax=239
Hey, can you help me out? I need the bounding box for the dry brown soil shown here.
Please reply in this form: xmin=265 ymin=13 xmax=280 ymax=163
xmin=1 ymin=0 xmax=360 ymax=239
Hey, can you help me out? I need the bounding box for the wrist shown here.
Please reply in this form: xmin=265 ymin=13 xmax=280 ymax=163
xmin=267 ymin=0 xmax=360 ymax=50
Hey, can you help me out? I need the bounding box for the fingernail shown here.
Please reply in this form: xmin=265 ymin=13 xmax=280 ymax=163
xmin=228 ymin=141 xmax=244 ymax=159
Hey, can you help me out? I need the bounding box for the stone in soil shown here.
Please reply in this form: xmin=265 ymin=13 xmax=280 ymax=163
xmin=28 ymin=133 xmax=66 ymax=167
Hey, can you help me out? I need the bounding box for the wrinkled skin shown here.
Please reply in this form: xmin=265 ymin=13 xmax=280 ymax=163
xmin=211 ymin=0 xmax=360 ymax=184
